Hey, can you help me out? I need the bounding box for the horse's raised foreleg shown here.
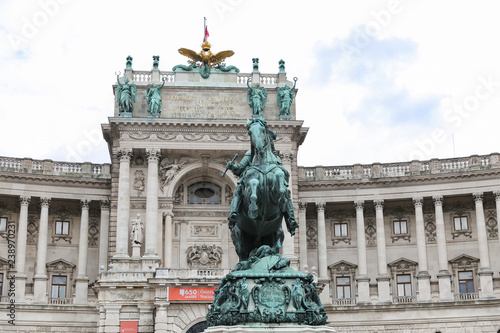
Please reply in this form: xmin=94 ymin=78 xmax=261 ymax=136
xmin=248 ymin=178 xmax=259 ymax=219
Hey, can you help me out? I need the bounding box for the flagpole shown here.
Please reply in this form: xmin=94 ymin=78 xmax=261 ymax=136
xmin=204 ymin=17 xmax=207 ymax=42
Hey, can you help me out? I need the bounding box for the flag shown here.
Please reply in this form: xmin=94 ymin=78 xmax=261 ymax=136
xmin=204 ymin=26 xmax=209 ymax=42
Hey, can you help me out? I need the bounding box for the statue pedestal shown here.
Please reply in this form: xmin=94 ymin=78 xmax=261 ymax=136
xmin=205 ymin=324 xmax=337 ymax=333
xmin=132 ymin=243 xmax=141 ymax=258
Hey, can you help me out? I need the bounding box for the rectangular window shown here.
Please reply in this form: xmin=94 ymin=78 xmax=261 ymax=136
xmin=336 ymin=276 xmax=351 ymax=299
xmin=396 ymin=274 xmax=412 ymax=296
xmin=0 ymin=217 xmax=7 ymax=231
xmin=454 ymin=216 xmax=468 ymax=231
xmin=55 ymin=221 xmax=70 ymax=235
xmin=51 ymin=275 xmax=67 ymax=299
xmin=0 ymin=273 xmax=3 ymax=296
xmin=334 ymin=223 xmax=348 ymax=237
xmin=393 ymin=220 xmax=408 ymax=234
xmin=458 ymin=271 xmax=474 ymax=293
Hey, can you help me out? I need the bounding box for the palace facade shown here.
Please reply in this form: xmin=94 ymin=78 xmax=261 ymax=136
xmin=0 ymin=56 xmax=499 ymax=333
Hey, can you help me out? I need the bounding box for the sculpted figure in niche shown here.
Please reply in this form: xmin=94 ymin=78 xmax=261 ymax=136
xmin=247 ymin=78 xmax=267 ymax=116
xmin=131 ymin=214 xmax=144 ymax=245
xmin=277 ymin=77 xmax=298 ymax=117
xmin=159 ymin=158 xmax=190 ymax=192
xmin=146 ymin=77 xmax=166 ymax=114
xmin=116 ymin=75 xmax=137 ymax=113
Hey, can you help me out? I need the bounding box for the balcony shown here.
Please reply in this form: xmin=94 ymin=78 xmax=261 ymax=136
xmin=48 ymin=297 xmax=74 ymax=305
xmin=454 ymin=292 xmax=479 ymax=301
xmin=332 ymin=297 xmax=356 ymax=306
xmin=393 ymin=295 xmax=417 ymax=304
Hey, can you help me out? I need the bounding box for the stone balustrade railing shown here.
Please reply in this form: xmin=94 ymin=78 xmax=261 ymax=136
xmin=119 ymin=68 xmax=286 ymax=88
xmin=0 ymin=156 xmax=111 ymax=179
xmin=155 ymin=268 xmax=231 ymax=279
xmin=299 ymin=153 xmax=499 ymax=181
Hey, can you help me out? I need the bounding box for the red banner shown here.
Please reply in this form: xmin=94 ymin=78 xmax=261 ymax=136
xmin=120 ymin=321 xmax=138 ymax=333
xmin=169 ymin=287 xmax=216 ymax=301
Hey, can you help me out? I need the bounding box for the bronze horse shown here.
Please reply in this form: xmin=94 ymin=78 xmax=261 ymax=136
xmin=229 ymin=118 xmax=296 ymax=262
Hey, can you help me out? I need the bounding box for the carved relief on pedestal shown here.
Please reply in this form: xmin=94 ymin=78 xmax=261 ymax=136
xmin=186 ymin=244 xmax=222 ymax=267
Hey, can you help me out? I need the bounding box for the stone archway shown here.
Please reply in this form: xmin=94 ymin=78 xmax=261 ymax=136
xmin=186 ymin=320 xmax=207 ymax=333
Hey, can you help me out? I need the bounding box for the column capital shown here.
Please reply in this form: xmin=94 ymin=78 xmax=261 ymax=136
xmin=374 ymin=199 xmax=384 ymax=210
xmin=145 ymin=148 xmax=161 ymax=162
xmin=298 ymin=201 xmax=307 ymax=211
xmin=39 ymin=197 xmax=51 ymax=207
xmin=117 ymin=148 xmax=133 ymax=161
xmin=412 ymin=197 xmax=423 ymax=208
xmin=163 ymin=210 xmax=174 ymax=218
xmin=472 ymin=192 xmax=484 ymax=203
xmin=354 ymin=200 xmax=364 ymax=211
xmin=279 ymin=150 xmax=295 ymax=163
xmin=432 ymin=195 xmax=444 ymax=206
xmin=19 ymin=196 xmax=31 ymax=206
xmin=80 ymin=199 xmax=91 ymax=209
xmin=315 ymin=201 xmax=325 ymax=212
xmin=493 ymin=190 xmax=500 ymax=201
xmin=100 ymin=199 xmax=111 ymax=210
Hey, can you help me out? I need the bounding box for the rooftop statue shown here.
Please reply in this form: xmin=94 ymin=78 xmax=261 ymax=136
xmin=277 ymin=77 xmax=298 ymax=118
xmin=247 ymin=78 xmax=267 ymax=116
xmin=175 ymin=41 xmax=236 ymax=78
xmin=146 ymin=77 xmax=166 ymax=115
xmin=116 ymin=75 xmax=137 ymax=114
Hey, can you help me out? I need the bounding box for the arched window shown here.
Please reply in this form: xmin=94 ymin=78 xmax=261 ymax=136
xmin=188 ymin=182 xmax=221 ymax=205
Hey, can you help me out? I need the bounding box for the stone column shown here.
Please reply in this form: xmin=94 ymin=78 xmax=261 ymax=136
xmin=179 ymin=220 xmax=188 ymax=268
xmin=298 ymin=201 xmax=308 ymax=270
xmin=472 ymin=192 xmax=494 ymax=298
xmin=433 ymin=195 xmax=453 ymax=301
xmin=103 ymin=304 xmax=121 ymax=333
xmin=115 ymin=148 xmax=132 ymax=258
xmin=413 ymin=197 xmax=431 ymax=302
xmin=144 ymin=149 xmax=161 ymax=259
xmin=154 ymin=304 xmax=169 ymax=333
xmin=75 ymin=199 xmax=90 ymax=304
xmin=98 ymin=199 xmax=110 ymax=271
xmin=354 ymin=200 xmax=370 ymax=305
xmin=316 ymin=201 xmax=331 ymax=304
xmin=280 ymin=151 xmax=296 ymax=265
xmin=495 ymin=191 xmax=500 ymax=260
xmin=374 ymin=199 xmax=391 ymax=304
xmin=163 ymin=207 xmax=174 ymax=268
xmin=221 ymin=220 xmax=230 ymax=268
xmin=34 ymin=197 xmax=50 ymax=303
xmin=138 ymin=305 xmax=155 ymax=333
xmin=15 ymin=196 xmax=30 ymax=302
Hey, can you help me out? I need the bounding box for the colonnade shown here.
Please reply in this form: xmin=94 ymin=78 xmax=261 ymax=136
xmin=301 ymin=192 xmax=500 ymax=304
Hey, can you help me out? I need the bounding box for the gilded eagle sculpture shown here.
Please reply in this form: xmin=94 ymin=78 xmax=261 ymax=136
xmin=173 ymin=41 xmax=239 ymax=78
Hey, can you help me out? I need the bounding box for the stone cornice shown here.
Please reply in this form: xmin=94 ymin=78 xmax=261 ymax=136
xmin=0 ymin=172 xmax=111 ymax=187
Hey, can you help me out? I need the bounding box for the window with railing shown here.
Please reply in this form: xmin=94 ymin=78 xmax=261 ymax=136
xmin=336 ymin=276 xmax=351 ymax=299
xmin=458 ymin=271 xmax=474 ymax=294
xmin=396 ymin=274 xmax=412 ymax=296
xmin=51 ymin=275 xmax=67 ymax=299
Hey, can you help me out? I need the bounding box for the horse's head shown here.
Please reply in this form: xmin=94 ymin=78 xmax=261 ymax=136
xmin=247 ymin=119 xmax=270 ymax=156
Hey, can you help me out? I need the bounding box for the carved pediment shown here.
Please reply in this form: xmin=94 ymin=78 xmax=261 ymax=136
xmin=449 ymin=254 xmax=479 ymax=269
xmin=388 ymin=257 xmax=418 ymax=272
xmin=46 ymin=258 xmax=76 ymax=274
xmin=328 ymin=260 xmax=357 ymax=275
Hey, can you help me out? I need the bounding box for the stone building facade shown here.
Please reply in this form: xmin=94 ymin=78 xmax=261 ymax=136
xmin=0 ymin=57 xmax=499 ymax=333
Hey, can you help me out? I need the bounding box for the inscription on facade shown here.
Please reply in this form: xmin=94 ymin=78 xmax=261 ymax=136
xmin=168 ymin=95 xmax=241 ymax=119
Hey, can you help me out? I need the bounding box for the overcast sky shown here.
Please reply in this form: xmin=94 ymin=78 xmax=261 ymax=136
xmin=1 ymin=0 xmax=500 ymax=167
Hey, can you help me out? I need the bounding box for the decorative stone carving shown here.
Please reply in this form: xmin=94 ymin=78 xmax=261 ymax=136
xmin=88 ymin=218 xmax=99 ymax=247
xmin=306 ymin=219 xmax=317 ymax=248
xmin=159 ymin=157 xmax=191 ymax=192
xmin=191 ymin=224 xmax=218 ymax=237
xmin=186 ymin=244 xmax=222 ymax=267
xmin=133 ymin=170 xmax=145 ymax=196
xmin=27 ymin=215 xmax=38 ymax=244
xmin=174 ymin=185 xmax=184 ymax=204
xmin=485 ymin=210 xmax=498 ymax=238
xmin=225 ymin=185 xmax=233 ymax=205
xmin=424 ymin=215 xmax=437 ymax=242
xmin=365 ymin=218 xmax=376 ymax=245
